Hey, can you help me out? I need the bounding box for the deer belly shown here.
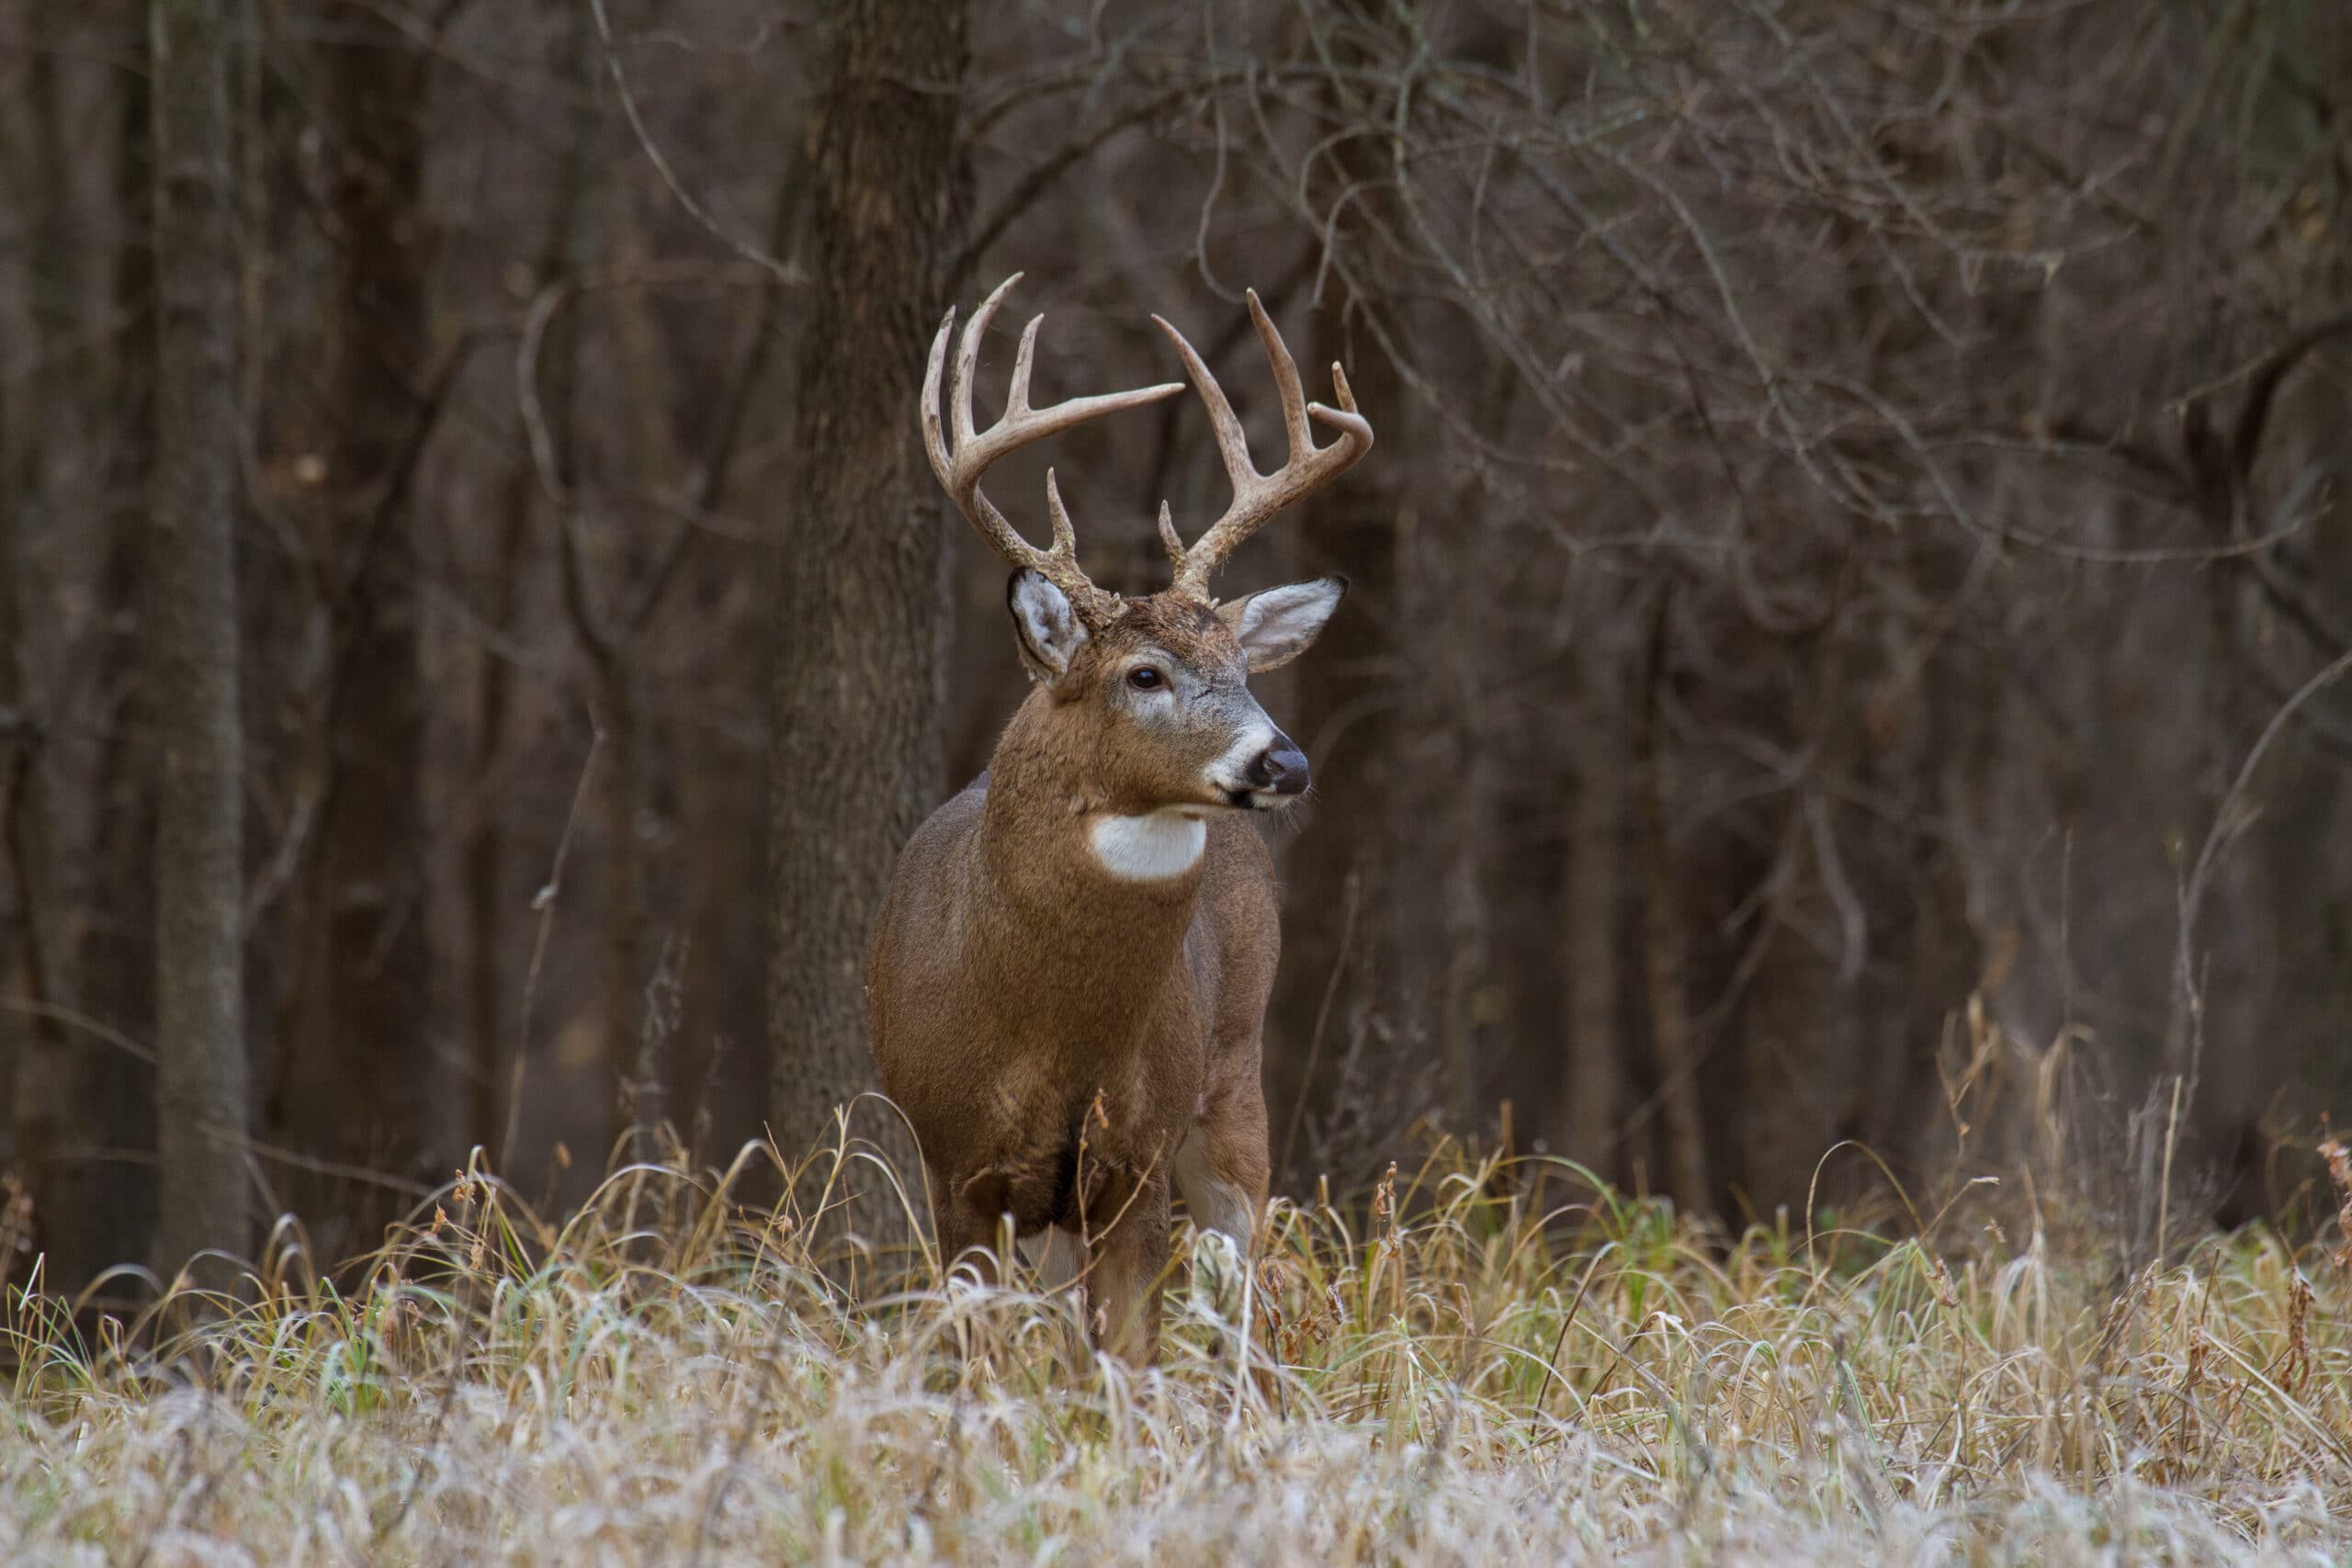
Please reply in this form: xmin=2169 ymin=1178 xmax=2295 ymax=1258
xmin=956 ymin=1153 xmax=1075 ymax=1237
xmin=962 ymin=1100 xmax=1172 ymax=1236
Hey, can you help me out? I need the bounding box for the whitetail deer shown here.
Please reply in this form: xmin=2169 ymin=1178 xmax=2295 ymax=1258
xmin=867 ymin=275 xmax=1372 ymax=1363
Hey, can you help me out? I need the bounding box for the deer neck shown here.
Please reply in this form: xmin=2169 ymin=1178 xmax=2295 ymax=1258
xmin=970 ymin=697 xmax=1205 ymax=1026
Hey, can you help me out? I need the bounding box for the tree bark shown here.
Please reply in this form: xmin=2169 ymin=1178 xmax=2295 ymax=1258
xmin=1636 ymin=597 xmax=1709 ymax=1213
xmin=6 ymin=0 xmax=157 ymax=1299
xmin=766 ymin=0 xmax=967 ymax=1174
xmin=1397 ymin=503 xmax=1491 ymax=1142
xmin=465 ymin=1 xmax=595 ymax=1163
xmin=275 ymin=0 xmax=438 ymax=1236
xmin=71 ymin=13 xmax=169 ymax=1292
xmin=0 ymin=388 xmax=75 ymax=1286
xmin=1264 ymin=13 xmax=1425 ymax=1192
xmin=1557 ymin=649 xmax=1625 ymax=1187
xmin=150 ymin=0 xmax=251 ymax=1280
xmin=1265 ymin=322 xmax=1412 ymax=1188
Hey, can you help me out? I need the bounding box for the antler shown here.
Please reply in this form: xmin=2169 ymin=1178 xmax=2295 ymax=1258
xmin=1151 ymin=289 xmax=1375 ymax=601
xmin=922 ymin=274 xmax=1183 ymax=625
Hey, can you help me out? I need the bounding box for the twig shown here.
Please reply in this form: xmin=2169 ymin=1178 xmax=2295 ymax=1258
xmin=2168 ymin=643 xmax=2352 ymax=1087
xmin=1279 ymin=867 xmax=1359 ymax=1180
xmin=499 ymin=719 xmax=606 ymax=1174
xmin=584 ymin=0 xmax=800 ymax=288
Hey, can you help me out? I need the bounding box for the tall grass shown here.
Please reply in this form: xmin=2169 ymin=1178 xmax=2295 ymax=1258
xmin=1 ymin=1135 xmax=2346 ymax=1563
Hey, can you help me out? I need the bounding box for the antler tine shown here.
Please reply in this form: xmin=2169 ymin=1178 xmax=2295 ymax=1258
xmin=920 ymin=275 xmax=1184 ymax=623
xmin=1246 ymin=288 xmax=1314 ymax=457
xmin=926 ymin=294 xmax=1046 ymax=585
xmin=1154 ymin=288 xmax=1375 ymax=600
xmin=1044 ymin=469 xmax=1080 ymax=558
xmin=1150 ymin=310 xmax=1259 ymax=501
xmin=950 ymin=273 xmax=1020 ymax=454
xmin=1009 ymin=313 xmax=1042 ymax=414
xmin=922 ymin=306 xmax=960 ymax=497
xmin=1156 ymin=501 xmax=1184 ymax=569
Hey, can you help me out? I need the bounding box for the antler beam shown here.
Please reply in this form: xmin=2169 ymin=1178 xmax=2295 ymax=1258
xmin=922 ymin=273 xmax=1182 ymax=625
xmin=1151 ymin=289 xmax=1374 ymax=600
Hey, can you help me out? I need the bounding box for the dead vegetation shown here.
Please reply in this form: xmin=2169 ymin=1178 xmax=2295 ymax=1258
xmin=1 ymin=1132 xmax=2346 ymax=1564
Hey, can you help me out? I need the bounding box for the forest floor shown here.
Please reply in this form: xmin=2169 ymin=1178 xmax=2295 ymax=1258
xmin=2 ymin=1143 xmax=2348 ymax=1564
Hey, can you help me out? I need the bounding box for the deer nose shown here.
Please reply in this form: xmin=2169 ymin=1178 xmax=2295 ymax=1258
xmin=1247 ymin=740 xmax=1311 ymax=795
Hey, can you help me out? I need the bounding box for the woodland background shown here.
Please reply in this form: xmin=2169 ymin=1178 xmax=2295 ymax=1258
xmin=1 ymin=0 xmax=2348 ymax=1298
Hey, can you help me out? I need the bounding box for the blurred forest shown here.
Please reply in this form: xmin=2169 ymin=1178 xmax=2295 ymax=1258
xmin=0 ymin=0 xmax=2347 ymax=1298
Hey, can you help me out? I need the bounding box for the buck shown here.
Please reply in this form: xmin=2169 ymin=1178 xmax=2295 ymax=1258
xmin=867 ymin=275 xmax=1372 ymax=1363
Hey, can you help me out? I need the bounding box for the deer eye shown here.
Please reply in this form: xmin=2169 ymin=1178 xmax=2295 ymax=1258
xmin=1126 ymin=666 xmax=1165 ymax=692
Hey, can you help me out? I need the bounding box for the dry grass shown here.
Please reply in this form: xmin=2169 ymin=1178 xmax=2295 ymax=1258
xmin=2 ymin=1139 xmax=2348 ymax=1565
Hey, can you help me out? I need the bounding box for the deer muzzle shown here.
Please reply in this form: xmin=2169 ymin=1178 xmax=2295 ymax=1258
xmin=1242 ymin=737 xmax=1311 ymax=800
xmin=1206 ymin=713 xmax=1310 ymax=808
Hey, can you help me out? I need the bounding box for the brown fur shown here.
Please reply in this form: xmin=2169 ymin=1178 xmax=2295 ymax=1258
xmin=867 ymin=593 xmax=1286 ymax=1363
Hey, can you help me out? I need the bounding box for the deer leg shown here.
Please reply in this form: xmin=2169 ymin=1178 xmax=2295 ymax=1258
xmin=1174 ymin=1082 xmax=1269 ymax=1256
xmin=936 ymin=1172 xmax=1013 ymax=1288
xmin=1176 ymin=1084 xmax=1273 ymax=1404
xmin=1016 ymin=1224 xmax=1084 ymax=1290
xmin=926 ymin=1184 xmax=1004 ymax=1370
xmin=1081 ymin=1170 xmax=1170 ymax=1365
xmin=1017 ymin=1224 xmax=1089 ymax=1358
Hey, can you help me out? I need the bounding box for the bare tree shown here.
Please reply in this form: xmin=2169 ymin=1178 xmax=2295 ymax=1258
xmin=1557 ymin=631 xmax=1627 ymax=1184
xmin=0 ymin=0 xmax=68 ymax=1167
xmin=3 ymin=0 xmax=2346 ymax=1259
xmin=272 ymin=0 xmax=441 ymax=1236
xmin=150 ymin=0 xmax=251 ymax=1280
xmin=766 ymin=0 xmax=968 ymax=1174
xmin=0 ymin=399 xmax=79 ymax=1284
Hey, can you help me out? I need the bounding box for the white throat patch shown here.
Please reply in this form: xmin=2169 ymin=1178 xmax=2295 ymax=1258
xmin=1087 ymin=811 xmax=1207 ymax=881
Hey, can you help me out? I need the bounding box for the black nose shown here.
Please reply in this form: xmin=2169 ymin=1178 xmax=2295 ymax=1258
xmin=1246 ymin=741 xmax=1312 ymax=795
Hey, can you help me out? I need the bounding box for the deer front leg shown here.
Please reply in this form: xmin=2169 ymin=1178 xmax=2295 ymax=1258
xmin=936 ymin=1169 xmax=1014 ymax=1288
xmin=1081 ymin=1168 xmax=1171 ymax=1365
xmin=1175 ymin=1083 xmax=1274 ymax=1407
xmin=1016 ymin=1224 xmax=1084 ymax=1290
xmin=1173 ymin=1081 xmax=1270 ymax=1258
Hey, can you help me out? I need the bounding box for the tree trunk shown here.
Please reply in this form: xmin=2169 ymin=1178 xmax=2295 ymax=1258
xmin=603 ymin=670 xmax=651 ymax=1155
xmin=150 ymin=0 xmax=251 ymax=1280
xmin=74 ymin=523 xmax=163 ymax=1293
xmin=677 ymin=168 xmax=807 ymax=1174
xmin=1557 ymin=648 xmax=1625 ymax=1187
xmin=466 ymin=475 xmax=528 ymax=1161
xmin=276 ymin=0 xmax=437 ymax=1238
xmin=1397 ymin=503 xmax=1491 ymax=1142
xmin=1265 ymin=319 xmax=1402 ymax=1186
xmin=465 ymin=2 xmax=594 ymax=1163
xmin=67 ymin=10 xmax=169 ymax=1294
xmin=0 ymin=389 xmax=74 ymax=1288
xmin=766 ymin=0 xmax=967 ymax=1176
xmin=1264 ymin=17 xmax=1425 ymax=1192
xmin=6 ymin=0 xmax=155 ymax=1299
xmin=1636 ymin=598 xmax=1709 ymax=1213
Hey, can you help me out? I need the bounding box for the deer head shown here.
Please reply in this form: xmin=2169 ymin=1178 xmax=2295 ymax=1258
xmin=921 ymin=276 xmax=1373 ymax=861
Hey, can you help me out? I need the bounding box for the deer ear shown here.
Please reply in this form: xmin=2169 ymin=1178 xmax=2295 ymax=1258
xmin=1008 ymin=569 xmax=1090 ymax=683
xmin=1217 ymin=574 xmax=1347 ymax=672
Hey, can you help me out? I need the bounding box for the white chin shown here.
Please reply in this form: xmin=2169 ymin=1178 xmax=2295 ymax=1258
xmin=1203 ymin=777 xmax=1294 ymax=810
